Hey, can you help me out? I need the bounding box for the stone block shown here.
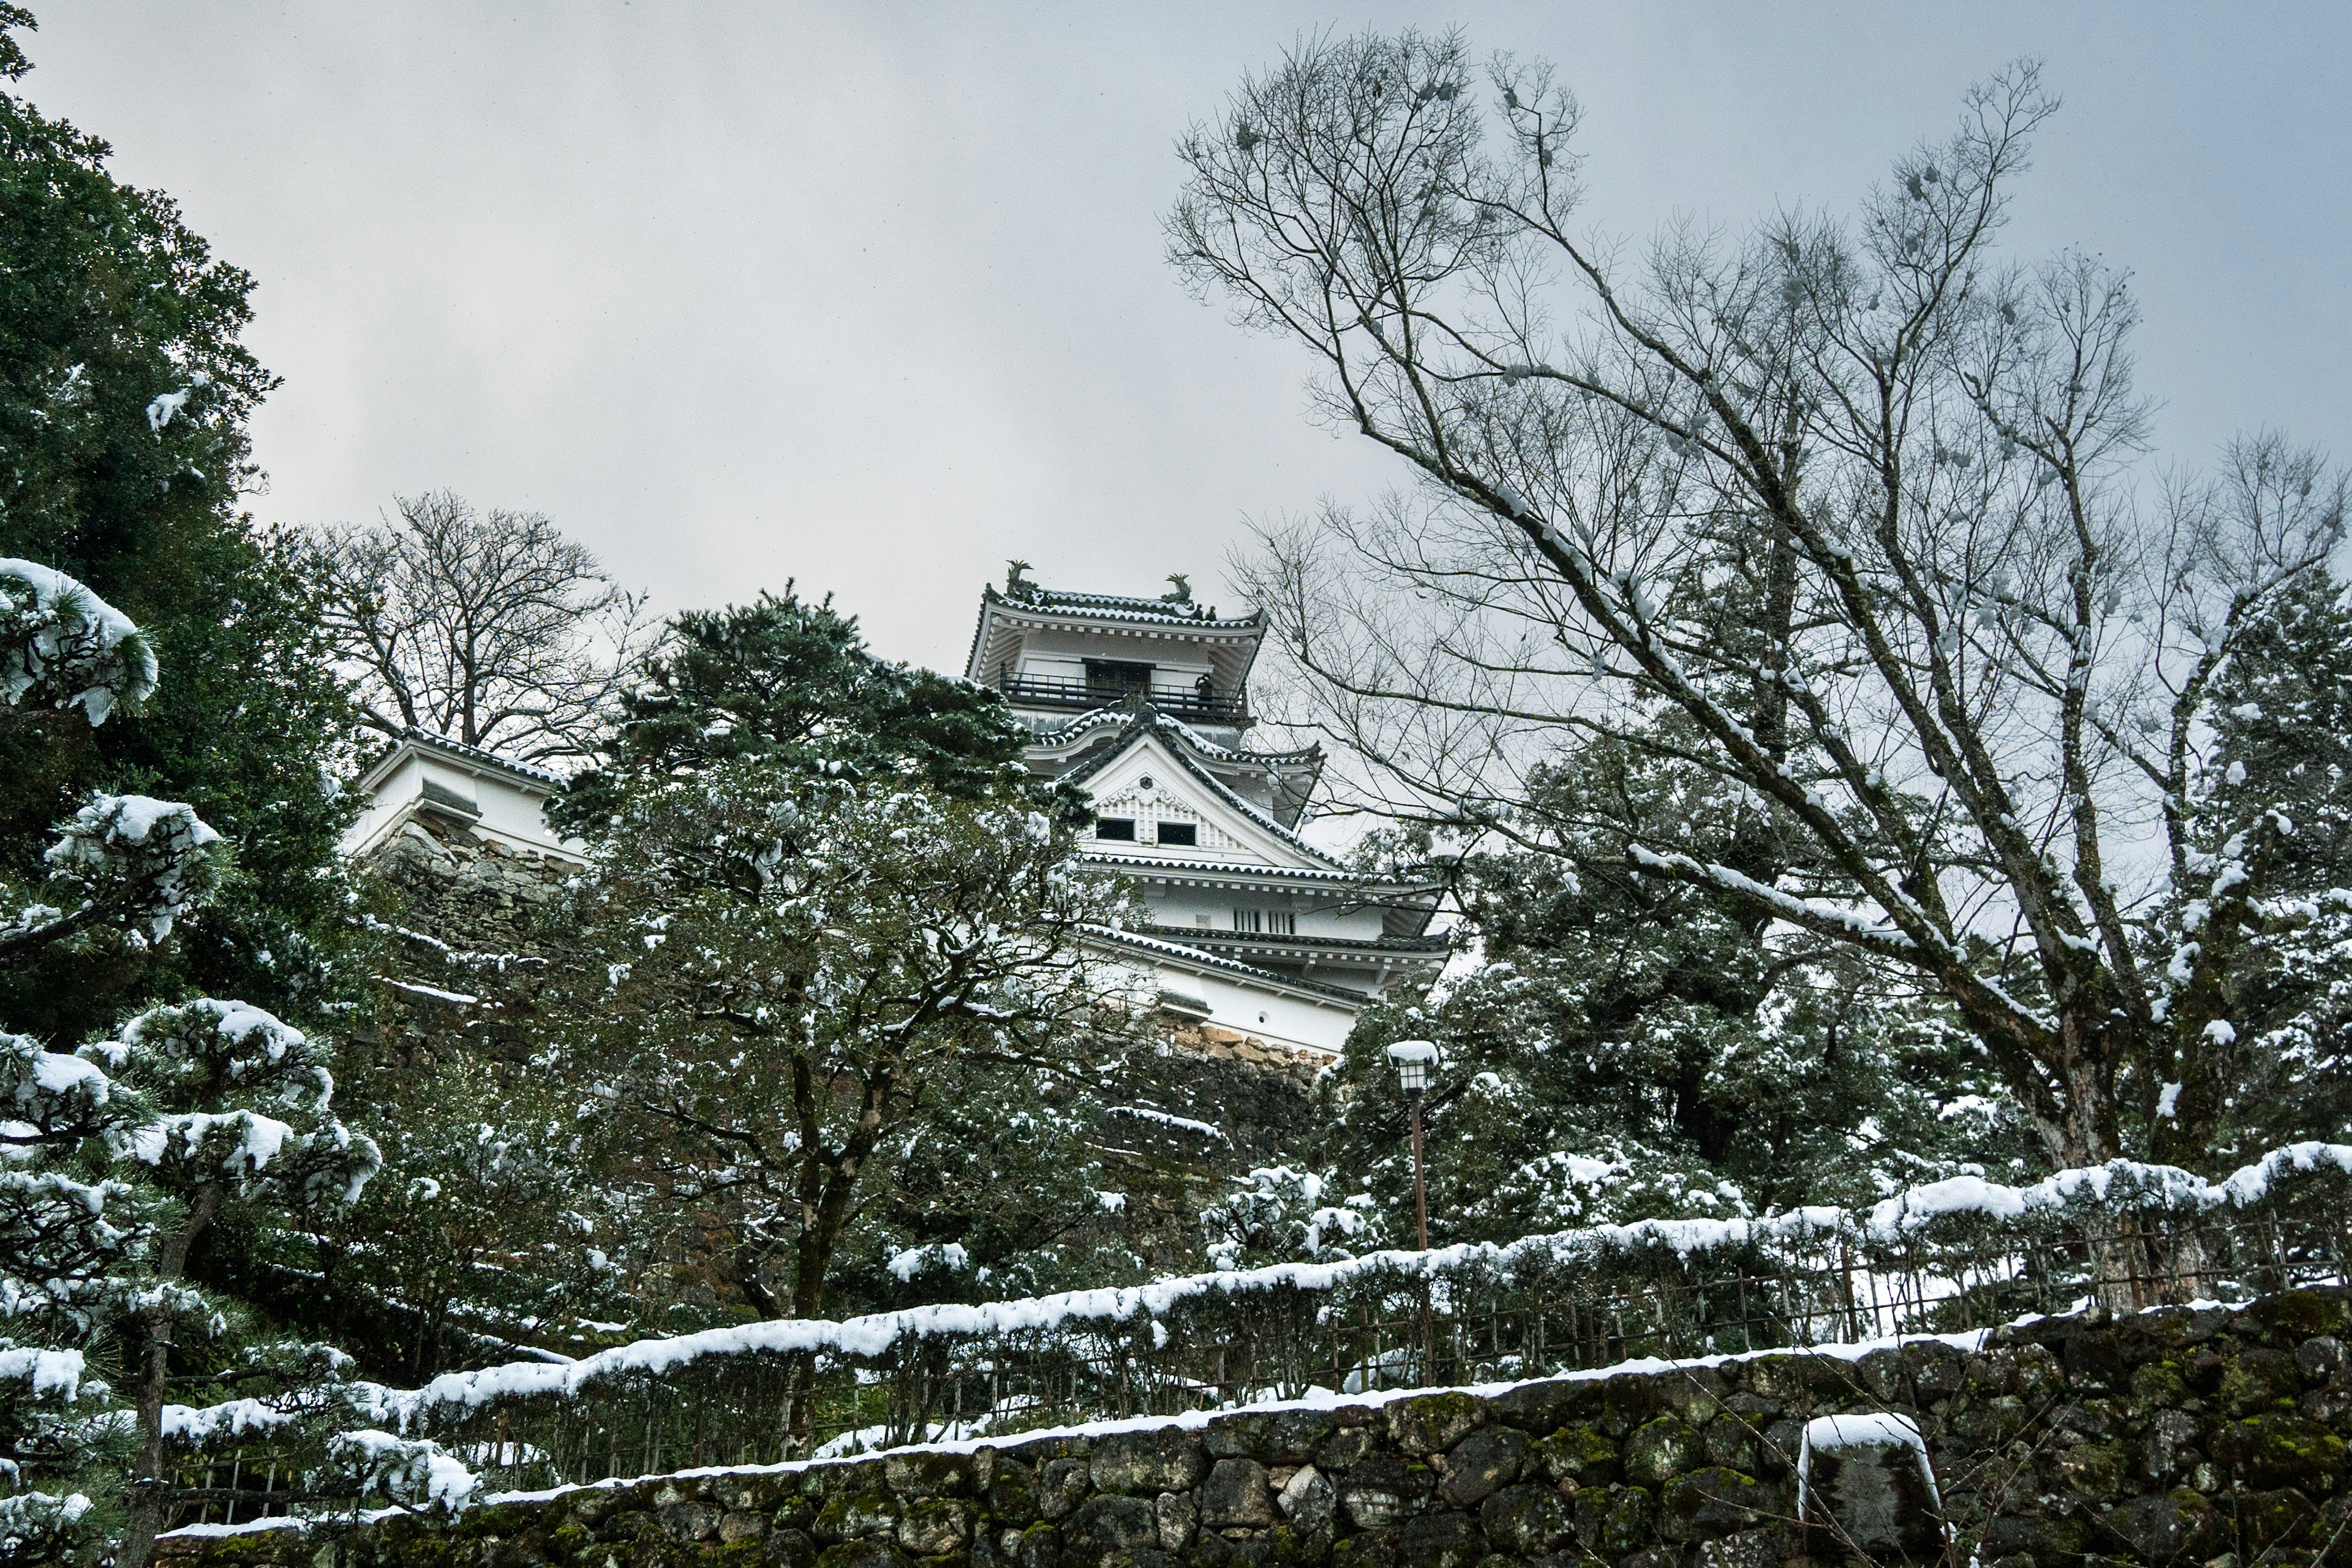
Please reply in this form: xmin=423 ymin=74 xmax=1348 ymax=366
xmin=1387 ymin=1392 xmax=1486 ymax=1455
xmin=899 ymin=1498 xmax=975 ymax=1556
xmin=1798 ymin=1439 xmax=1942 ymax=1560
xmin=1200 ymin=1458 xmax=1278 ymax=1528
xmin=989 ymin=1457 xmax=1041 ymax=1527
xmin=1156 ymin=1488 xmax=1197 ymax=1551
xmin=1093 ymin=1428 xmax=1211 ymax=1495
xmin=2297 ymin=1334 xmax=2346 ymax=1385
xmin=1276 ymin=1464 xmax=1336 ymax=1532
xmin=1476 ymin=1483 xmax=1572 ymax=1558
xmin=1487 ymin=1377 xmax=1602 ymax=1434
xmin=1902 ymin=1340 xmax=1967 ymax=1400
xmin=1653 ymin=1366 xmax=1728 ymax=1423
xmin=817 ymin=1543 xmax=916 ymax=1568
xmin=1573 ymin=1484 xmax=1653 ymax=1557
xmin=1700 ymin=1414 xmax=1755 ymax=1472
xmin=658 ymin=1499 xmax=722 ymax=1540
xmin=1341 ymin=1452 xmax=1434 ymax=1531
xmin=2141 ymin=1407 xmax=2201 ymax=1482
xmin=718 ymin=1509 xmax=767 ymax=1544
xmin=1436 ymin=1424 xmax=1527 ymax=1506
xmin=1039 ymin=1457 xmax=1091 ymax=1520
xmin=886 ymin=1451 xmax=976 ymax=1499
xmin=1395 ymin=1510 xmax=1483 ymax=1568
xmin=815 ymin=1490 xmax=900 ymax=1544
xmin=1694 ymin=1527 xmax=1780 ymax=1568
xmin=1623 ymin=1417 xmax=1703 ymax=1486
xmin=1014 ymin=1521 xmax=1060 ymax=1568
xmin=1063 ymin=1494 xmax=1160 ymax=1558
xmin=1315 ymin=1425 xmax=1377 ymax=1472
xmin=1205 ymin=1408 xmax=1335 ymax=1463
xmin=2106 ymin=1488 xmax=2219 ymax=1561
xmin=1659 ymin=1466 xmax=1780 ymax=1542
xmin=1529 ymin=1424 xmax=1619 ymax=1488
xmin=2211 ymin=1411 xmax=2348 ymax=1489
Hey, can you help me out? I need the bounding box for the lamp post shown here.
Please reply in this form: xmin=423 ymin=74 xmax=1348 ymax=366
xmin=1386 ymin=1040 xmax=1436 ymax=1251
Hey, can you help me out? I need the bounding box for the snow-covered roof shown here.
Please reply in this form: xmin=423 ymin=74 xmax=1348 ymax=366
xmin=993 ymin=582 xmax=1262 ymax=629
xmin=1139 ymin=923 xmax=1450 ymax=959
xmin=342 ymin=730 xmax=584 ymax=862
xmin=1088 ymin=924 xmax=1373 ymax=1006
xmin=1062 ymin=708 xmax=1342 ymax=869
xmin=352 ymin=729 xmax=567 ymax=797
xmin=1083 ymin=851 xmax=1430 ymax=893
xmin=964 ymin=578 xmax=1270 ymax=692
xmin=1027 ymin=704 xmax=1319 ymax=767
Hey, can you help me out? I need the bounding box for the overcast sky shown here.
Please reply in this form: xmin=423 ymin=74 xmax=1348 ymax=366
xmin=30 ymin=3 xmax=2351 ymax=671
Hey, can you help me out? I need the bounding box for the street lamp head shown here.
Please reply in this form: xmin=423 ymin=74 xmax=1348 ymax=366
xmin=1386 ymin=1039 xmax=1437 ymax=1096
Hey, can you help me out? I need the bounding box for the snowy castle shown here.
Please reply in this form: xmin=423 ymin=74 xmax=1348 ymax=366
xmin=965 ymin=567 xmax=1443 ymax=1053
xmin=341 ymin=569 xmax=1444 ymax=1057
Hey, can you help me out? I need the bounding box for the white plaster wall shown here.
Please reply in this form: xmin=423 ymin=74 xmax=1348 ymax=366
xmin=339 ymin=754 xmax=426 ymax=856
xmin=1099 ymin=948 xmax=1354 ymax=1054
xmin=1139 ymin=881 xmax=1387 ymax=941
xmin=340 ymin=749 xmax=581 ymax=859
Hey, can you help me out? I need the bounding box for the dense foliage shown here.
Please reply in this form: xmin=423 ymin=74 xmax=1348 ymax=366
xmin=0 ymin=6 xmax=361 ymax=1045
xmin=559 ymin=587 xmax=1074 ymax=829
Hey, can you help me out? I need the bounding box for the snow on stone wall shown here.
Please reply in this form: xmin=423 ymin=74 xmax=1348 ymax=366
xmin=157 ymin=1289 xmax=2352 ymax=1567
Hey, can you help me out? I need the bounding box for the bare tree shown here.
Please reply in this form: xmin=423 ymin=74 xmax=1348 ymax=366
xmin=1169 ymin=32 xmax=2346 ymax=1170
xmin=305 ymin=491 xmax=657 ymax=766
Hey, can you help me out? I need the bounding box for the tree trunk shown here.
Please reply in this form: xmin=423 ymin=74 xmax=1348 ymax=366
xmin=120 ymin=1182 xmax=225 ymax=1568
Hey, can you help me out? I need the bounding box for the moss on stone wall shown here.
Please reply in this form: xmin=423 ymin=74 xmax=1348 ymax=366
xmin=160 ymin=1288 xmax=2352 ymax=1567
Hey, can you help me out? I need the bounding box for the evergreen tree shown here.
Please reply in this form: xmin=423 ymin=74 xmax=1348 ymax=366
xmin=2154 ymin=570 xmax=2352 ymax=1163
xmin=0 ymin=561 xmax=378 ymax=1567
xmin=1318 ymin=728 xmax=2028 ymax=1248
xmin=2203 ymin=570 xmax=2352 ymax=895
xmin=0 ymin=6 xmax=363 ymax=1043
xmin=545 ymin=753 xmax=1136 ymax=1439
xmin=560 ymin=587 xmax=1069 ymax=829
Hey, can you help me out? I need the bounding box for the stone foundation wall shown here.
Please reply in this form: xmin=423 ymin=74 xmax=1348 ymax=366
xmin=160 ymin=1289 xmax=2352 ymax=1567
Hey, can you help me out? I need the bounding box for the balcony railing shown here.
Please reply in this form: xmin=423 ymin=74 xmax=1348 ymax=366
xmin=998 ymin=672 xmax=1248 ymax=723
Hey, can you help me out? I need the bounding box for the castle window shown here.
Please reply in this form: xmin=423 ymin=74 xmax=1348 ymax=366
xmin=1084 ymin=658 xmax=1155 ymax=703
xmin=1096 ymin=817 xmax=1136 ymax=841
xmin=1156 ymin=821 xmax=1197 ymax=846
xmin=1234 ymin=907 xmax=1295 ymax=935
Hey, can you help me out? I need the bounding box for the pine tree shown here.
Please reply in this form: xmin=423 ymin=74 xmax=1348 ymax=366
xmin=0 ymin=560 xmax=377 ymax=1566
xmin=0 ymin=7 xmax=363 ymax=1044
xmin=1319 ymin=727 xmax=2028 ymax=1248
xmin=2157 ymin=570 xmax=2352 ymax=1163
xmin=545 ymin=754 xmax=1134 ymax=1441
xmin=560 ymin=586 xmax=1068 ymax=829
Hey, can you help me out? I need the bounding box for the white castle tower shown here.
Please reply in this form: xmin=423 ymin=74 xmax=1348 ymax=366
xmin=965 ymin=565 xmax=1444 ymax=1054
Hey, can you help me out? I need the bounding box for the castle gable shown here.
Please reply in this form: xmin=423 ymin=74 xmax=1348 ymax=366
xmin=1075 ymin=726 xmax=1343 ymax=874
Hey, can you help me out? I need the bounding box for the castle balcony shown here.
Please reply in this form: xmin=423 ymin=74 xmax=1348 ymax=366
xmin=997 ymin=670 xmax=1250 ymax=725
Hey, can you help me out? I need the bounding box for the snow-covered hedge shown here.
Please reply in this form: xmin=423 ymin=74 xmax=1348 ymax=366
xmin=156 ymin=1140 xmax=2352 ymax=1512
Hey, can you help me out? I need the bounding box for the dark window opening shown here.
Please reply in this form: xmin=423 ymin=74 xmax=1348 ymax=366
xmin=1156 ymin=822 xmax=1197 ymax=846
xmin=1096 ymin=818 xmax=1136 ymax=841
xmin=1084 ymin=658 xmax=1155 ymax=702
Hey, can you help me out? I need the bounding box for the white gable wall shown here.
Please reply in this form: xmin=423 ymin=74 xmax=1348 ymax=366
xmin=341 ymin=746 xmax=583 ymax=861
xmin=1077 ymin=734 xmax=1389 ymax=943
xmin=1080 ymin=734 xmax=1330 ymax=873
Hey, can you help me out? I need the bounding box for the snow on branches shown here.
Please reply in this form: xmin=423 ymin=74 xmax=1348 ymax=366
xmin=0 ymin=559 xmax=157 ymax=727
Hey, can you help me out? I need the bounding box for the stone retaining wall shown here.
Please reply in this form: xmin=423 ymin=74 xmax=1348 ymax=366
xmin=160 ymin=1289 xmax=2352 ymax=1567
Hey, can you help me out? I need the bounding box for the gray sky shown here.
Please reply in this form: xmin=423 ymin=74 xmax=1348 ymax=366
xmin=32 ymin=2 xmax=2351 ymax=671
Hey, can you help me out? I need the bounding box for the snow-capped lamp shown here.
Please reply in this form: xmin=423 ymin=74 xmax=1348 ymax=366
xmin=1387 ymin=1039 xmax=1438 ymax=1251
xmin=1387 ymin=1039 xmax=1436 ymax=1096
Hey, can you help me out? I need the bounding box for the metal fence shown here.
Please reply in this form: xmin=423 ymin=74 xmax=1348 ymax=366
xmin=164 ymin=1151 xmax=2352 ymax=1529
